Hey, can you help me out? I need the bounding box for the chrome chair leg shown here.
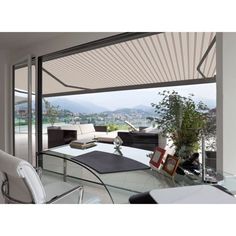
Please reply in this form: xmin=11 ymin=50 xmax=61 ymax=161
xmin=78 ymin=186 xmax=84 ymax=204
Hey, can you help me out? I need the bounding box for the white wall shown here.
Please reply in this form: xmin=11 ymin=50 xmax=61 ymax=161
xmin=216 ymin=32 xmax=236 ymax=175
xmin=0 ymin=50 xmax=13 ymax=203
xmin=0 ymin=52 xmax=5 ymax=149
xmin=0 ymin=50 xmax=12 ymax=151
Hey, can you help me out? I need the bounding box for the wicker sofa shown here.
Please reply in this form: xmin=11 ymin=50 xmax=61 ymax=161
xmin=60 ymin=124 xmax=118 ymax=140
xmin=48 ymin=124 xmax=168 ymax=151
xmin=48 ymin=124 xmax=119 ymax=148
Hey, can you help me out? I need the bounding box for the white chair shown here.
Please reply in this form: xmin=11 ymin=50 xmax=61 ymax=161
xmin=0 ymin=149 xmax=83 ymax=204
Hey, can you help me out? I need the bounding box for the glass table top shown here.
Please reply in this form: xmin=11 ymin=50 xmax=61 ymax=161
xmin=39 ymin=143 xmax=236 ymax=202
xmin=45 ymin=142 xmax=151 ymax=165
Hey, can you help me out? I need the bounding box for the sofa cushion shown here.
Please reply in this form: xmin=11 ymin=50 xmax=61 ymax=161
xmin=76 ymin=133 xmax=94 ymax=140
xmin=80 ymin=124 xmax=95 ymax=134
xmin=60 ymin=125 xmax=82 ymax=135
xmin=77 ymin=131 xmax=119 ymax=141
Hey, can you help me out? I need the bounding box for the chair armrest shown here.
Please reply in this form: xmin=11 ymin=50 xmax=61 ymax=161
xmin=94 ymin=125 xmax=107 ymax=132
xmin=1 ymin=179 xmax=34 ymax=204
xmin=46 ymin=185 xmax=84 ymax=204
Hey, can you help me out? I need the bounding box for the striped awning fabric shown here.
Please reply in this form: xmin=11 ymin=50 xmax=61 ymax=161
xmin=15 ymin=32 xmax=216 ymax=96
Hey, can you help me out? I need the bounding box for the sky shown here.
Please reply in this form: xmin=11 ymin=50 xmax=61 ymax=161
xmin=64 ymin=83 xmax=216 ymax=110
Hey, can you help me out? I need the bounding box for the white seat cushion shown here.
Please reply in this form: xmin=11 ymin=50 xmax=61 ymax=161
xmin=77 ymin=133 xmax=97 ymax=140
xmin=80 ymin=124 xmax=95 ymax=134
xmin=60 ymin=125 xmax=82 ymax=135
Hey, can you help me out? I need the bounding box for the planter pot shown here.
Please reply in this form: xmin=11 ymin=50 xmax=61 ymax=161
xmin=205 ymin=151 xmax=216 ymax=170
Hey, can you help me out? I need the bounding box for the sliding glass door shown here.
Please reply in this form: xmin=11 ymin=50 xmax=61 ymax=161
xmin=13 ymin=56 xmax=35 ymax=165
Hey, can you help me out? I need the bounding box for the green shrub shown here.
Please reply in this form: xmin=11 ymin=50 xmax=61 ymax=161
xmin=107 ymin=124 xmax=119 ymax=132
xmin=152 ymin=90 xmax=208 ymax=159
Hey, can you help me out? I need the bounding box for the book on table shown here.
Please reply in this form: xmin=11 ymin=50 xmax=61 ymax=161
xmin=70 ymin=138 xmax=97 ymax=149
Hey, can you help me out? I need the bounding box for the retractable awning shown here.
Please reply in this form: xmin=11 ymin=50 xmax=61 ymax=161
xmin=15 ymin=32 xmax=216 ymax=97
xmin=15 ymin=94 xmax=27 ymax=104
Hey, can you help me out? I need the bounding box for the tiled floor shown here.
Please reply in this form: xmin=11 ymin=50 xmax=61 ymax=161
xmin=41 ymin=171 xmax=133 ymax=203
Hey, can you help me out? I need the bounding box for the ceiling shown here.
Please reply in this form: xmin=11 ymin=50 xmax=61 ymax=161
xmin=0 ymin=33 xmax=65 ymax=50
xmin=14 ymin=32 xmax=216 ymax=96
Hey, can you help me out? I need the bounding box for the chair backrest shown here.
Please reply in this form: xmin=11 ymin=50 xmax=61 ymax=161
xmin=0 ymin=149 xmax=46 ymax=204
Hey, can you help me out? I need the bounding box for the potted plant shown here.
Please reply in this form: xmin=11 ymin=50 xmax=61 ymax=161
xmin=151 ymin=90 xmax=209 ymax=160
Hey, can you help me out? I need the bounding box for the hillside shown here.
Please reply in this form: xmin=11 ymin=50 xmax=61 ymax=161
xmin=48 ymin=97 xmax=108 ymax=114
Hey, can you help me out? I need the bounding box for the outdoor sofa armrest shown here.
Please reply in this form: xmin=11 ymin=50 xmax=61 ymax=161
xmin=94 ymin=125 xmax=108 ymax=132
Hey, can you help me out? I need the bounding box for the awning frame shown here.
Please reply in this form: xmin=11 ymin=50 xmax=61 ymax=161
xmin=42 ymin=76 xmax=216 ymax=97
xmin=40 ymin=32 xmax=216 ymax=97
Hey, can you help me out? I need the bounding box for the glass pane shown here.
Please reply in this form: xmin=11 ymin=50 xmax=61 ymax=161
xmin=14 ymin=65 xmax=35 ymax=164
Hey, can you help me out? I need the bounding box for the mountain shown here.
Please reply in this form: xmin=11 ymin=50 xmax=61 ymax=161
xmin=103 ymin=107 xmax=154 ymax=116
xmin=15 ymin=98 xmax=156 ymax=115
xmin=48 ymin=97 xmax=109 ymax=114
xmin=15 ymin=96 xmax=216 ymax=115
xmin=133 ymin=105 xmax=154 ymax=113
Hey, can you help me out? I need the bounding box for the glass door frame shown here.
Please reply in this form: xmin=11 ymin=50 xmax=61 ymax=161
xmin=35 ymin=56 xmax=43 ymax=167
xmin=12 ymin=56 xmax=34 ymax=165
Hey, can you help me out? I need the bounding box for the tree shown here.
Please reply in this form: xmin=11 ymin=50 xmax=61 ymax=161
xmin=151 ymin=90 xmax=209 ymax=159
xmin=44 ymin=99 xmax=61 ymax=126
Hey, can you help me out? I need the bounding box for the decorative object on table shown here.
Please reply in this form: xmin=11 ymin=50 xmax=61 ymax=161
xmin=113 ymin=136 xmax=123 ymax=150
xmin=146 ymin=152 xmax=153 ymax=158
xmin=149 ymin=147 xmax=166 ymax=169
xmin=70 ymin=139 xmax=96 ymax=149
xmin=114 ymin=147 xmax=123 ymax=156
xmin=162 ymin=154 xmax=180 ymax=176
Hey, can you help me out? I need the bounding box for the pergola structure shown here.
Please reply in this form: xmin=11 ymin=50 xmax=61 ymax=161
xmin=14 ymin=32 xmax=216 ymax=97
